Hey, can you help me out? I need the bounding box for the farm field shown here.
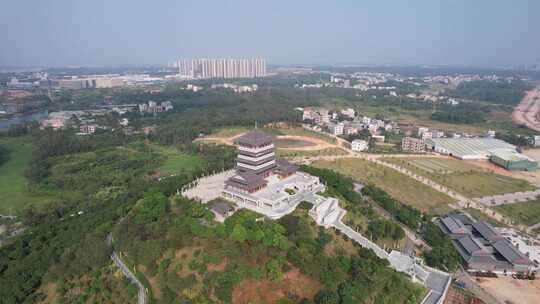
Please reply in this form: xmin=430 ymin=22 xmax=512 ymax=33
xmin=495 ymin=200 xmax=540 ymax=226
xmin=312 ymin=158 xmax=455 ymax=214
xmin=383 ymin=157 xmax=536 ymax=198
xmin=0 ymin=138 xmax=56 ymax=214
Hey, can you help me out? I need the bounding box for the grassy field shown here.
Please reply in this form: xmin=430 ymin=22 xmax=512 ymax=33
xmin=384 ymin=157 xmax=536 ymax=198
xmin=206 ymin=126 xmax=249 ymax=138
xmin=312 ymin=158 xmax=455 ymax=215
xmin=277 ymin=148 xmax=348 ymax=158
xmin=464 ymin=208 xmax=508 ymax=228
xmin=274 ymin=138 xmax=315 ymax=148
xmin=149 ymin=144 xmax=205 ymax=176
xmin=0 ymin=138 xmax=56 ymax=214
xmin=495 ymin=200 xmax=540 ymax=226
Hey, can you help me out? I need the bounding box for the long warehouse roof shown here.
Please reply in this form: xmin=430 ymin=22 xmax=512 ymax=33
xmin=426 ymin=138 xmax=516 ymax=158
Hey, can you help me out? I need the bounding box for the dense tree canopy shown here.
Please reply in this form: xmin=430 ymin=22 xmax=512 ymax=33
xmin=421 ymin=222 xmax=460 ymax=271
xmin=0 ymin=144 xmax=9 ymax=166
xmin=446 ymin=79 xmax=532 ymax=105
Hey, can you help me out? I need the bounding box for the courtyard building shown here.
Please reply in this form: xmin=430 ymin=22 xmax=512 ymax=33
xmin=436 ymin=214 xmax=534 ymax=274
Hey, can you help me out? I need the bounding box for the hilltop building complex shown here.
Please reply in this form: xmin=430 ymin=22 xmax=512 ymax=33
xmin=221 ymin=130 xmax=323 ymax=218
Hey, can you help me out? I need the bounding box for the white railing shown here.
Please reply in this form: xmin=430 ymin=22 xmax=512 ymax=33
xmin=238 ymin=144 xmax=274 ymax=153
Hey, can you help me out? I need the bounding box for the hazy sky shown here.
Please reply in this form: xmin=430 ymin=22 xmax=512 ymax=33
xmin=1 ymin=0 xmax=540 ymax=67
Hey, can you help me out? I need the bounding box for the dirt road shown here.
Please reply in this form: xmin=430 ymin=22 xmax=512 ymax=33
xmin=195 ymin=133 xmax=336 ymax=151
xmin=512 ymin=85 xmax=540 ymax=132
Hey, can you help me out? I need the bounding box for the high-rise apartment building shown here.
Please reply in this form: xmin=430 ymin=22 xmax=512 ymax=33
xmin=176 ymin=58 xmax=266 ymax=79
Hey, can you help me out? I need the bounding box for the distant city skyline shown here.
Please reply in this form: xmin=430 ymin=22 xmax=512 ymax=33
xmin=1 ymin=0 xmax=540 ymax=67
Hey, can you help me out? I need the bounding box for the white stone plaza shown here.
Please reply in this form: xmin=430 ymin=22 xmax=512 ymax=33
xmin=222 ymin=171 xmax=324 ymax=219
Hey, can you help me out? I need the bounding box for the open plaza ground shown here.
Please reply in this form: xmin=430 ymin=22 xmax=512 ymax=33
xmin=312 ymin=158 xmax=455 ymax=214
xmin=383 ymin=157 xmax=536 ymax=198
xmin=475 ymin=276 xmax=540 ymax=304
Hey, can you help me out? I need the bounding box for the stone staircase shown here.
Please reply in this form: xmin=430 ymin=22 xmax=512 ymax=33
xmin=308 ymin=195 xmax=340 ymax=228
xmin=308 ymin=197 xmax=451 ymax=304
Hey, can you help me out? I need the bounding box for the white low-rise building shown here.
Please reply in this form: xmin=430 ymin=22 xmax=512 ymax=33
xmin=372 ymin=135 xmax=385 ymax=142
xmin=340 ymin=108 xmax=355 ymax=118
xmin=328 ymin=122 xmax=344 ymax=136
xmin=351 ymin=139 xmax=369 ymax=152
xmin=221 ymin=172 xmax=324 ymax=219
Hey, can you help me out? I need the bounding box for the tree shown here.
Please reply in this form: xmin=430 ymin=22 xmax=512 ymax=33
xmin=265 ymin=258 xmax=283 ymax=281
xmin=0 ymin=145 xmax=10 ymax=167
xmin=134 ymin=190 xmax=169 ymax=223
xmin=314 ymin=290 xmax=340 ymax=304
xmin=231 ymin=224 xmax=248 ymax=243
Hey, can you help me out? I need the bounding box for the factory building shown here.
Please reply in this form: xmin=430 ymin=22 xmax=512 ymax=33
xmin=425 ymin=138 xmax=516 ymax=160
xmin=489 ymin=149 xmax=538 ymax=171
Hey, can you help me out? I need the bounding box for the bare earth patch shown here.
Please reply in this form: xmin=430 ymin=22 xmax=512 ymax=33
xmin=36 ymin=282 xmax=57 ymax=304
xmin=232 ymin=279 xmax=286 ymax=304
xmin=207 ymin=259 xmax=227 ymax=272
xmin=196 ymin=131 xmax=336 ymax=152
xmin=281 ymin=268 xmax=321 ymax=299
xmin=476 ymin=277 xmax=540 ymax=304
xmin=232 ymin=269 xmax=320 ymax=304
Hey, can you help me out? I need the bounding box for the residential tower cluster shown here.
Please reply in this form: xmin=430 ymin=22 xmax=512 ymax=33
xmin=175 ymin=58 xmax=266 ymax=79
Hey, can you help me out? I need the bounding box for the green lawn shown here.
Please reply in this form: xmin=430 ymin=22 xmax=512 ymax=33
xmin=313 ymin=158 xmax=455 ymax=215
xmin=495 ymin=200 xmax=540 ymax=226
xmin=384 ymin=157 xmax=536 ymax=198
xmin=0 ymin=138 xmax=56 ymax=214
xmin=150 ymin=145 xmax=205 ymax=176
xmin=207 ymin=126 xmax=249 ymax=138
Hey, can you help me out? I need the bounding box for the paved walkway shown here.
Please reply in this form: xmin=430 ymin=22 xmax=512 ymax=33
xmin=475 ymin=189 xmax=540 ymax=206
xmin=182 ymin=170 xmax=235 ymax=203
xmin=309 ymin=197 xmax=451 ymax=304
xmin=529 ymin=222 xmax=540 ymax=230
xmin=107 ymin=234 xmax=145 ymax=304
